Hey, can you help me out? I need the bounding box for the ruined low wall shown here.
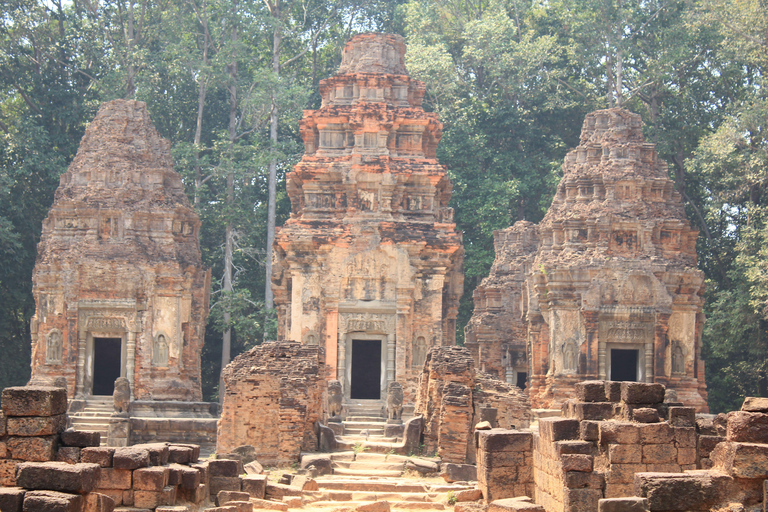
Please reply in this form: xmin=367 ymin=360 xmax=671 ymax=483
xmin=217 ymin=341 xmax=326 ymax=465
xmin=416 ymin=346 xmax=530 ymax=464
xmin=475 ymin=380 xmax=762 ymax=512
xmin=477 ymin=429 xmax=534 ymax=502
xmin=0 ymin=385 xmax=266 ymax=511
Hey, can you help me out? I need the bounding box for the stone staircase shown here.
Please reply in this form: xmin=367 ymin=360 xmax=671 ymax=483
xmin=340 ymin=401 xmax=393 ymax=443
xmin=297 ymin=452 xmax=477 ymax=511
xmin=337 ymin=400 xmax=416 ymax=445
xmin=68 ymin=397 xmax=112 ymax=444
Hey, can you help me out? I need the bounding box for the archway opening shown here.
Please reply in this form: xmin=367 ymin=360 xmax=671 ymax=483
xmin=350 ymin=339 xmax=381 ymax=399
xmin=93 ymin=337 xmax=122 ymax=395
xmin=610 ymin=348 xmax=639 ymax=382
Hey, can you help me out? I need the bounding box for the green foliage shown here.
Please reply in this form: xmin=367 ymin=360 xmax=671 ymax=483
xmin=0 ymin=0 xmax=767 ymax=412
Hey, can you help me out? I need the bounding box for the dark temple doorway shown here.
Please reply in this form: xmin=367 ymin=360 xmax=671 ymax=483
xmin=516 ymin=372 xmax=528 ymax=391
xmin=350 ymin=339 xmax=381 ymax=399
xmin=93 ymin=337 xmax=122 ymax=396
xmin=611 ymin=348 xmax=639 ymax=382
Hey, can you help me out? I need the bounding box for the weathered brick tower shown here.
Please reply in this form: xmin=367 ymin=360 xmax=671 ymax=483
xmin=30 ymin=100 xmax=211 ymax=401
xmin=466 ymin=108 xmax=708 ymax=411
xmin=272 ymin=33 xmax=464 ymax=402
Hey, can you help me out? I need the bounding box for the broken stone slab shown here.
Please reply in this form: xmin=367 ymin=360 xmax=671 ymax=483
xmin=264 ymin=482 xmax=302 ymax=500
xmin=216 ymin=490 xmax=250 ymax=506
xmin=621 ymin=383 xmax=665 ymax=405
xmin=299 ymin=454 xmax=331 ymax=476
xmin=133 ymin=486 xmax=177 ymax=509
xmin=133 ymin=443 xmax=170 ymax=466
xmin=167 ymin=445 xmax=193 ymax=465
xmin=0 ymin=459 xmax=19 ymax=486
xmin=249 ymin=498 xmax=288 ymax=511
xmin=539 ymin=418 xmax=580 ymax=442
xmin=488 ymin=496 xmax=544 ymax=511
xmin=576 ymin=381 xmax=607 ymax=403
xmin=574 ymin=402 xmax=614 ymax=421
xmin=56 ymin=447 xmax=81 ymax=464
xmin=7 ymin=435 xmax=58 ymax=461
xmin=21 ymin=490 xmax=84 ymax=512
xmin=354 ymin=501 xmax=391 ymax=512
xmin=132 ymin=466 xmax=170 ymax=491
xmin=440 ymin=462 xmax=477 ymax=482
xmin=405 ymin=458 xmax=439 ymax=474
xmin=634 ymin=471 xmax=732 ymax=511
xmin=80 ymin=447 xmax=115 ymax=468
xmin=209 ymin=458 xmax=243 ymax=477
xmin=0 ymin=487 xmax=25 ymax=512
xmin=232 ymin=445 xmax=258 ymax=464
xmin=210 ymin=476 xmax=241 ymax=496
xmin=605 ymin=382 xmax=622 ymax=402
xmin=668 ymin=407 xmax=696 ymax=428
xmin=598 ymin=497 xmax=649 ymax=512
xmin=631 ymin=408 xmax=660 ymax=424
xmin=16 ymin=462 xmax=101 ymax=493
xmin=289 ymin=474 xmax=318 ymax=491
xmin=244 ymin=460 xmax=264 ymax=475
xmin=454 ymin=488 xmax=483 ymax=502
xmin=2 ymin=386 xmax=68 ymax=417
xmin=60 ymin=429 xmax=101 ymax=448
xmin=741 ymin=397 xmax=768 ymax=413
xmin=478 ymin=429 xmax=533 ymax=452
xmin=83 ymin=492 xmax=116 ymax=512
xmin=241 ymin=474 xmax=266 ymax=499
xmin=726 ymin=411 xmax=768 ymax=443
xmin=112 ymin=447 xmax=150 ymax=470
xmin=7 ymin=414 xmax=67 ymax=436
xmin=711 ymin=441 xmax=768 ymax=478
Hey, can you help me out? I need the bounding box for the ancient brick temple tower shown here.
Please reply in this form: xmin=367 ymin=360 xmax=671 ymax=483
xmin=466 ymin=108 xmax=708 ymax=411
xmin=30 ymin=100 xmax=211 ymax=401
xmin=272 ymin=33 xmax=464 ymax=402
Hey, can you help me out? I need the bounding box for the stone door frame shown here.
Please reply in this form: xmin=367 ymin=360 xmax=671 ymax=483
xmin=337 ymin=310 xmax=396 ymax=401
xmin=75 ymin=299 xmax=138 ymax=399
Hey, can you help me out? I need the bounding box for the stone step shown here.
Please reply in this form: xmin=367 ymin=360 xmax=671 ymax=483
xmin=338 ymin=435 xmax=398 ymax=443
xmin=314 ymin=478 xmax=473 ymax=494
xmin=303 ymin=500 xmax=447 ymax=510
xmin=345 ymin=415 xmax=386 ymax=422
xmin=332 ymin=467 xmax=404 ymax=477
xmin=332 ymin=460 xmax=404 ymax=471
xmin=344 ymin=419 xmax=387 ymax=426
xmin=342 ymin=428 xmax=386 ymax=436
xmin=329 ymin=452 xmax=409 ymax=463
xmin=315 ymin=479 xmax=430 ymax=493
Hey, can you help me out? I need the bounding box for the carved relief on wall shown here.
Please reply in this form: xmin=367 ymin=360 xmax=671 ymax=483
xmin=562 ymin=340 xmax=578 ymax=373
xmin=412 ymin=335 xmax=427 ymax=368
xmin=671 ymin=341 xmax=685 ymax=375
xmin=153 ymin=332 xmax=170 ymax=366
xmin=87 ymin=317 xmax=127 ymax=331
xmin=305 ymin=332 xmax=319 ymax=345
xmin=339 ymin=312 xmax=395 ymax=334
xmin=599 ymin=320 xmax=653 ymax=344
xmin=341 ymin=251 xmax=395 ymax=302
xmin=46 ymin=329 xmax=63 ymax=364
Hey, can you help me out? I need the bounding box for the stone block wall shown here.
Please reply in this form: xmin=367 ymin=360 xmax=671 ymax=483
xmin=0 ymin=385 xmax=251 ymax=511
xmin=217 ymin=341 xmax=326 ymax=465
xmin=416 ymin=346 xmax=531 ymax=464
xmin=1 ymin=386 xmax=71 ymax=486
xmin=477 ymin=430 xmax=534 ymax=501
xmin=475 ymin=380 xmax=747 ymax=512
xmin=634 ymin=397 xmax=768 ymax=510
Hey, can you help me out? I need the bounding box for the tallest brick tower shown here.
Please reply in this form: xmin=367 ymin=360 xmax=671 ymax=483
xmin=272 ymin=34 xmax=464 ymax=402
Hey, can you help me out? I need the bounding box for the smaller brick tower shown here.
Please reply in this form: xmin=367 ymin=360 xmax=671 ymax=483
xmin=467 ymin=108 xmax=708 ymax=411
xmin=30 ymin=100 xmax=211 ymax=401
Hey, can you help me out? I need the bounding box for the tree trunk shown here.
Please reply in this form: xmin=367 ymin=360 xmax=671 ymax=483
xmin=219 ymin=26 xmax=238 ymax=404
xmin=264 ymin=1 xmax=281 ymax=320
